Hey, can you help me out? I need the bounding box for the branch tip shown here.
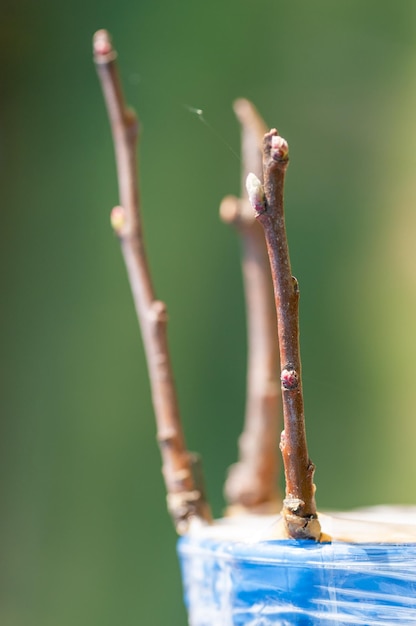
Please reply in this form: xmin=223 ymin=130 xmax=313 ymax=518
xmin=232 ymin=98 xmax=256 ymax=124
xmin=264 ymin=129 xmax=289 ymax=163
xmin=93 ymin=29 xmax=116 ymax=61
xmin=95 ymin=30 xmax=212 ymax=532
xmin=232 ymin=98 xmax=269 ymax=142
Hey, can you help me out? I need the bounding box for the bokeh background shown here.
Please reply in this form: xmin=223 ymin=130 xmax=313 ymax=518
xmin=2 ymin=1 xmax=416 ymax=624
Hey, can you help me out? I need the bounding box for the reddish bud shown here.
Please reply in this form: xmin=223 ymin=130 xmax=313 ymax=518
xmin=93 ymin=30 xmax=114 ymax=58
xmin=280 ymin=368 xmax=299 ymax=390
xmin=271 ymin=134 xmax=289 ymax=161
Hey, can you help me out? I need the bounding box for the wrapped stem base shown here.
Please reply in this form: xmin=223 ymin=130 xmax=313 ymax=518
xmin=178 ymin=508 xmax=416 ymax=625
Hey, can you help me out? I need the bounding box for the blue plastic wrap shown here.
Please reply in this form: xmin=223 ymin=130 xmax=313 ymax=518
xmin=178 ymin=513 xmax=416 ymax=625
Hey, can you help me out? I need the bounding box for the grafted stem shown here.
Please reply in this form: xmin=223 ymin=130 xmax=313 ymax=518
xmin=221 ymin=100 xmax=281 ymax=512
xmin=247 ymin=129 xmax=320 ymax=540
xmin=93 ymin=30 xmax=211 ymax=534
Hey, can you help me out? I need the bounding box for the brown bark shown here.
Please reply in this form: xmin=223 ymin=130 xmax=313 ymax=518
xmin=221 ymin=100 xmax=282 ymax=512
xmin=250 ymin=129 xmax=321 ymax=540
xmin=93 ymin=30 xmax=212 ymax=534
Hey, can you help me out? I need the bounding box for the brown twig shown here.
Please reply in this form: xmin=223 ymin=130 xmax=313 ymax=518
xmin=93 ymin=30 xmax=212 ymax=534
xmin=220 ymin=100 xmax=282 ymax=512
xmin=246 ymin=129 xmax=321 ymax=540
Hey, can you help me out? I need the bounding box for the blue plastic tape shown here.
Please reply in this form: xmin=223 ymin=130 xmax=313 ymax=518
xmin=178 ymin=535 xmax=416 ymax=625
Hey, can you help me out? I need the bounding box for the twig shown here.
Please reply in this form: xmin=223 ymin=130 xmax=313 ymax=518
xmin=93 ymin=30 xmax=212 ymax=534
xmin=246 ymin=129 xmax=321 ymax=540
xmin=220 ymin=100 xmax=282 ymax=512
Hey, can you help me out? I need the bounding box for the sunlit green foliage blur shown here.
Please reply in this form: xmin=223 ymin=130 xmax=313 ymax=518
xmin=2 ymin=1 xmax=416 ymax=624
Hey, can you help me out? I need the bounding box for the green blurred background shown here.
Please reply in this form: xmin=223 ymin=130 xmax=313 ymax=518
xmin=2 ymin=1 xmax=416 ymax=624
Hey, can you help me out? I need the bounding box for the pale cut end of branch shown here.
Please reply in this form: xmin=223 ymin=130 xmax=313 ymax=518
xmin=93 ymin=29 xmax=117 ymax=62
xmin=219 ymin=195 xmax=254 ymax=226
xmin=246 ymin=173 xmax=266 ymax=214
xmin=220 ymin=98 xmax=268 ymax=229
xmin=219 ymin=195 xmax=240 ymax=224
xmin=233 ymin=98 xmax=269 ymax=150
xmin=233 ymin=98 xmax=259 ymax=122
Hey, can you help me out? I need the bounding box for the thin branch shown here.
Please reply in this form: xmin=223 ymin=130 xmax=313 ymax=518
xmin=220 ymin=100 xmax=282 ymax=512
xmin=246 ymin=129 xmax=321 ymax=540
xmin=93 ymin=30 xmax=212 ymax=534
